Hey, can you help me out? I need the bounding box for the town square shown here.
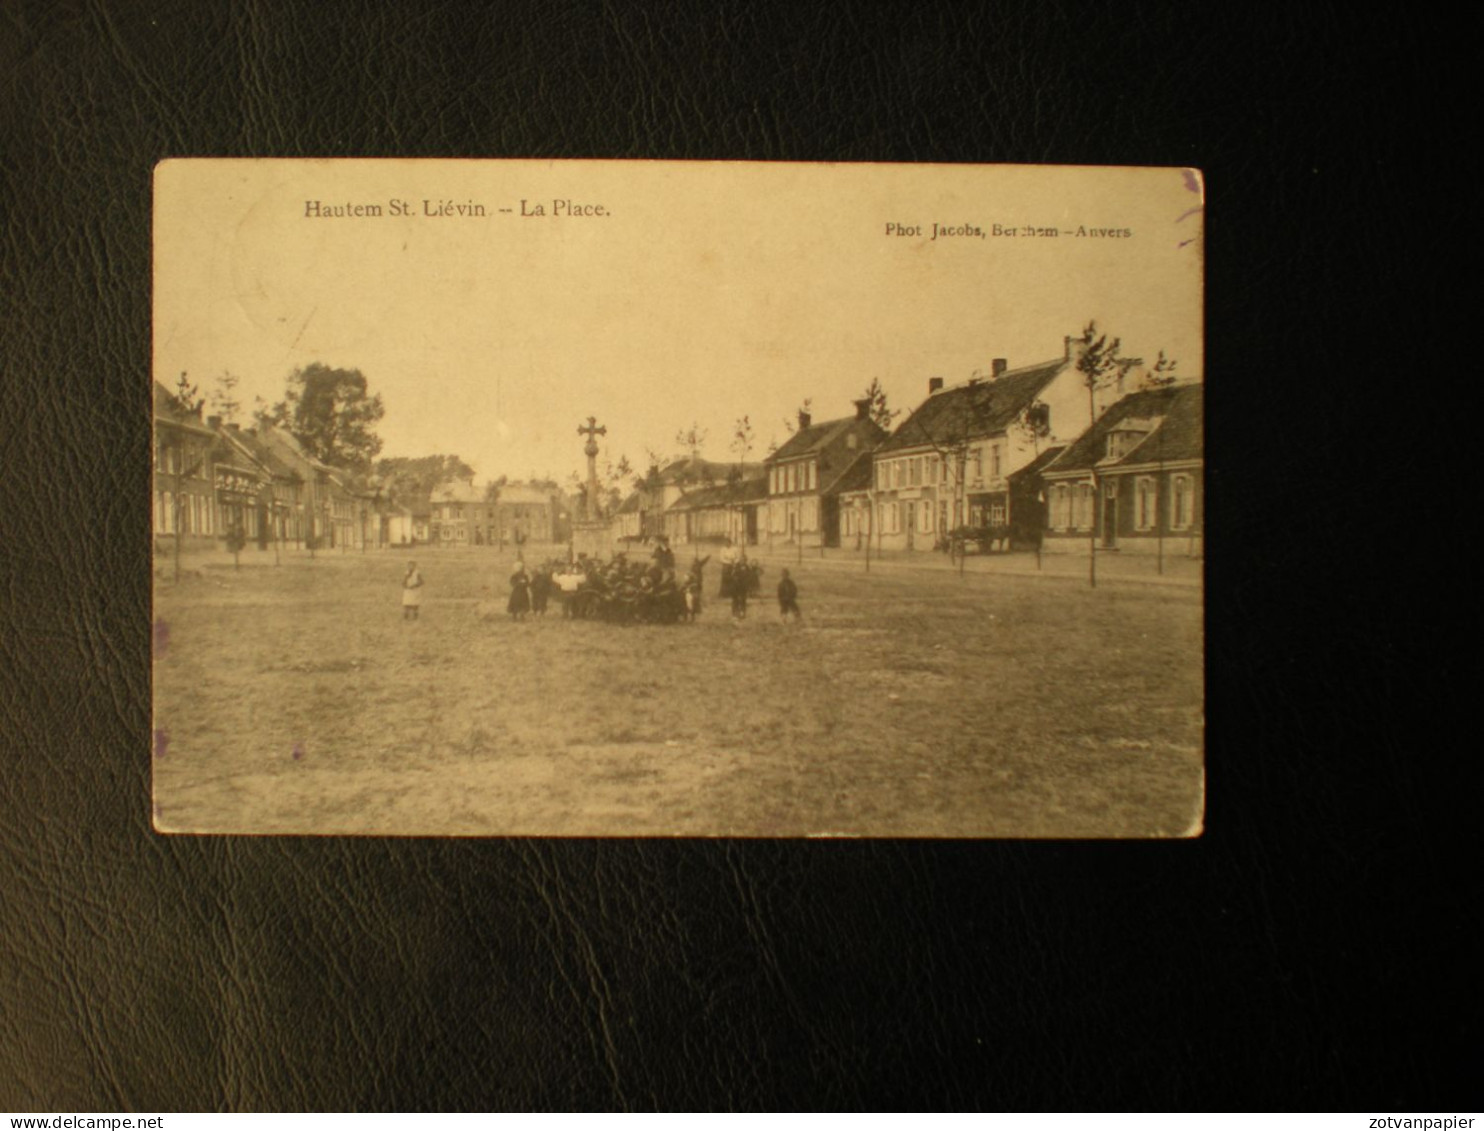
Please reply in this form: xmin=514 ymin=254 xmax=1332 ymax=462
xmin=151 ymin=159 xmax=1204 ymax=836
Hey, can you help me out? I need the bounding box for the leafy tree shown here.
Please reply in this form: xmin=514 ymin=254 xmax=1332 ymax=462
xmin=861 ymin=378 xmax=899 ymax=431
xmin=268 ymin=363 xmax=385 ymax=472
xmin=376 ymin=454 xmax=477 ymax=498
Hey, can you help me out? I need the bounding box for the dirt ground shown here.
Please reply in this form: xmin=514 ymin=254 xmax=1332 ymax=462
xmin=151 ymin=544 xmax=1204 ymax=837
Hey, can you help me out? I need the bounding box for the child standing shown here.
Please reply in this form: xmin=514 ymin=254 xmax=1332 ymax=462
xmin=402 ymin=562 xmax=424 ymax=621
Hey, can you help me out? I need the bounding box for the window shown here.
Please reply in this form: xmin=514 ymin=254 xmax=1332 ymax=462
xmin=807 ymin=462 xmax=816 ymax=491
xmin=1049 ymin=485 xmax=1069 ymax=529
xmin=875 ymin=463 xmax=884 ymax=490
xmin=893 ymin=461 xmax=904 ymax=488
xmin=909 ymin=458 xmax=921 ymax=486
xmin=1135 ymin=476 xmax=1158 ymax=531
xmin=919 ymin=503 xmax=932 ymax=533
xmin=1172 ymin=475 xmax=1194 ymax=530
xmin=970 ymin=450 xmax=983 ymax=485
xmin=989 ymin=503 xmax=1006 ymax=525
xmin=1073 ymin=483 xmax=1095 ymax=531
xmin=991 ymin=444 xmax=1002 ymax=481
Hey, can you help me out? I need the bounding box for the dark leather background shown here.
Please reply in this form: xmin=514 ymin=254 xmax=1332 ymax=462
xmin=1 ymin=0 xmax=1466 ymax=1111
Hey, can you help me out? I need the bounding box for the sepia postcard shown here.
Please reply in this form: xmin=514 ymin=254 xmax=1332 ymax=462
xmin=151 ymin=159 xmax=1205 ymax=837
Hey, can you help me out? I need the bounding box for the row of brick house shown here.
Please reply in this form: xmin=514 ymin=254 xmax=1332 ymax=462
xmin=153 ymin=381 xmax=564 ymax=557
xmin=153 ymin=381 xmax=391 ymax=553
xmin=619 ymin=334 xmax=1203 ymax=556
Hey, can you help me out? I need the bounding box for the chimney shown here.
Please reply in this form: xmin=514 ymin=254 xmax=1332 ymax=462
xmin=207 ymin=415 xmax=222 ymax=429
xmin=1065 ymin=334 xmax=1088 ymax=363
xmin=798 ymin=408 xmax=812 ymax=430
xmin=853 ymin=397 xmax=872 ymax=421
xmin=227 ymin=422 xmax=240 ymax=432
xmin=928 ymin=376 xmax=945 ymax=394
xmin=992 ymin=358 xmax=1008 ymax=378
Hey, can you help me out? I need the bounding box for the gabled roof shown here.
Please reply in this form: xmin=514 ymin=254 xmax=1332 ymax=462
xmin=823 ymin=450 xmax=875 ymax=496
xmin=213 ymin=427 xmax=273 ymax=477
xmin=876 ymin=358 xmax=1067 ymax=454
xmin=656 ymin=456 xmax=750 ymax=486
xmin=769 ymin=415 xmax=883 ymax=464
xmin=668 ymin=475 xmax=769 ymax=512
xmin=1044 ymin=382 xmax=1203 ymax=477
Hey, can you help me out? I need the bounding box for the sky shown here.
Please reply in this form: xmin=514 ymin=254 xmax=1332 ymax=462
xmin=154 ymin=160 xmax=1203 ymax=485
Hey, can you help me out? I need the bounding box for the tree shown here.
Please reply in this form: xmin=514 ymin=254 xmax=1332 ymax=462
xmin=603 ymin=454 xmax=633 ymax=515
xmin=729 ymin=415 xmax=754 ymax=481
xmin=1011 ymin=400 xmax=1053 ymax=570
xmin=375 ymin=454 xmax=477 ymax=499
xmin=268 ymin=363 xmax=385 ymax=472
xmin=1140 ymin=350 xmax=1179 ymax=389
xmin=675 ymin=422 xmax=708 ymax=460
xmin=1073 ymin=321 xmax=1143 ymax=588
xmin=861 ymin=378 xmax=899 ymax=431
xmin=211 ymin=370 xmax=243 ymax=424
xmin=167 ymin=371 xmax=203 ymax=416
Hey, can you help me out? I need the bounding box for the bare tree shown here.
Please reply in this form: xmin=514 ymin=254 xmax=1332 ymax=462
xmin=861 ymin=378 xmax=899 ymax=431
xmin=1074 ymin=321 xmax=1142 ymax=588
xmin=210 ymin=370 xmax=243 ymax=424
xmin=168 ymin=371 xmax=203 ymax=415
xmin=1010 ymin=399 xmax=1053 ymax=570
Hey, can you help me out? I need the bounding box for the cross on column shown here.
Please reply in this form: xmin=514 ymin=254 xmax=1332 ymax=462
xmin=577 ymin=416 xmax=607 ymax=519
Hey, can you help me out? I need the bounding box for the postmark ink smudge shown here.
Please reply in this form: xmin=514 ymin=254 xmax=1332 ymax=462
xmin=153 ymin=728 xmax=169 ymax=759
xmin=154 ymin=618 xmax=170 ymax=657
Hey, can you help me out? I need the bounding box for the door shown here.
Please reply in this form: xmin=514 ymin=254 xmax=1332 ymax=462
xmin=905 ymin=502 xmax=915 ymax=549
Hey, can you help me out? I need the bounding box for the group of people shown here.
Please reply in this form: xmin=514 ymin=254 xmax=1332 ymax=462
xmin=400 ymin=535 xmax=803 ymax=624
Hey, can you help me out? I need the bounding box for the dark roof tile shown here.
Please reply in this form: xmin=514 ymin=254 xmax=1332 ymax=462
xmin=876 ymin=359 xmax=1067 ymax=453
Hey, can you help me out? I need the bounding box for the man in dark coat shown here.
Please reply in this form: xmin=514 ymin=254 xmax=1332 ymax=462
xmin=777 ymin=568 xmax=801 ymax=623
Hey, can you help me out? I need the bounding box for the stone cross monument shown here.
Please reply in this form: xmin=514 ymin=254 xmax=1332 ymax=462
xmin=577 ymin=415 xmax=607 ymax=519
